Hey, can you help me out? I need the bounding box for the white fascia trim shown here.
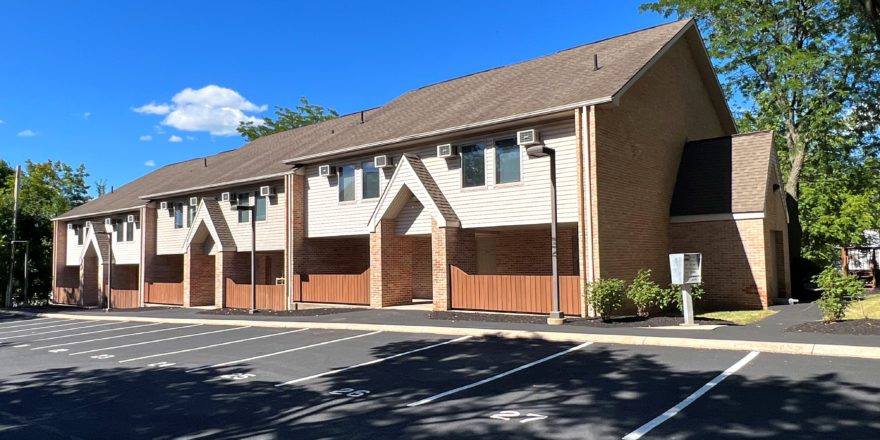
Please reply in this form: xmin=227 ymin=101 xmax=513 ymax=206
xmin=139 ymin=171 xmax=291 ymax=200
xmin=283 ymin=97 xmax=614 ymax=164
xmin=670 ymin=212 xmax=765 ymax=223
xmin=53 ymin=205 xmax=145 ymax=222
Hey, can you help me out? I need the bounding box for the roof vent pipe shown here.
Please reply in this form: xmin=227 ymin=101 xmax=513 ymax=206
xmin=204 ymin=158 xmax=207 ymax=167
xmin=360 ymin=111 xmax=364 ymax=124
xmin=593 ymin=54 xmax=600 ymax=71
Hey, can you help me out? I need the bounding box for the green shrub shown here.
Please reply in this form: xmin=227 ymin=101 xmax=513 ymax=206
xmin=666 ymin=283 xmax=705 ymax=313
xmin=627 ymin=269 xmax=665 ymax=316
xmin=813 ymin=266 xmax=865 ymax=322
xmin=588 ymin=278 xmax=626 ymax=321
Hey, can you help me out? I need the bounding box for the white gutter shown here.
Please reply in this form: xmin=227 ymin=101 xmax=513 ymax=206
xmin=53 ymin=205 xmax=145 ymax=222
xmin=282 ymin=97 xmax=614 ymax=164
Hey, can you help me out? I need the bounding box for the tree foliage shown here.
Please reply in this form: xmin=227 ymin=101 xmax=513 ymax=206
xmin=642 ymin=0 xmax=880 ymax=265
xmin=0 ymin=160 xmax=90 ymax=304
xmin=237 ymin=97 xmax=339 ymax=141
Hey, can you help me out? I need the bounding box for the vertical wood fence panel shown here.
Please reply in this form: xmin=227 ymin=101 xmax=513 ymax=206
xmin=450 ymin=266 xmax=581 ymax=315
xmin=225 ymin=279 xmax=287 ymax=310
xmin=109 ymin=289 xmax=140 ymax=309
xmin=144 ymin=282 xmax=184 ymax=305
xmin=295 ymin=271 xmax=370 ymax=305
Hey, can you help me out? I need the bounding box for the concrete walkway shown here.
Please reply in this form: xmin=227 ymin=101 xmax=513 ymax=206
xmin=4 ymin=302 xmax=878 ymax=360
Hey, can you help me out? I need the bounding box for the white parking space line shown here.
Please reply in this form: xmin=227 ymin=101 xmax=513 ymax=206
xmin=0 ymin=322 xmax=123 ymax=340
xmin=32 ymin=323 xmax=161 ymax=342
xmin=0 ymin=317 xmax=51 ymax=329
xmin=31 ymin=324 xmax=203 ymax=350
xmin=621 ymin=351 xmax=761 ymax=440
xmin=118 ymin=328 xmax=310 ymax=363
xmin=0 ymin=320 xmax=89 ymax=335
xmin=186 ymin=331 xmax=382 ymax=373
xmin=277 ymin=335 xmax=473 ymax=387
xmin=406 ymin=341 xmax=594 ymax=408
xmin=68 ymin=326 xmax=249 ymax=356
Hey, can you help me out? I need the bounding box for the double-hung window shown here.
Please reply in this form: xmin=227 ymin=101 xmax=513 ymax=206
xmin=255 ymin=192 xmax=267 ymax=221
xmin=460 ymin=143 xmax=485 ymax=188
xmin=76 ymin=226 xmax=83 ymax=245
xmin=187 ymin=205 xmax=195 ymax=227
xmin=237 ymin=193 xmax=250 ymax=223
xmin=338 ymin=165 xmax=356 ymax=202
xmin=362 ymin=161 xmax=380 ymax=199
xmin=173 ymin=204 xmax=184 ymax=229
xmin=115 ymin=223 xmax=123 ymax=242
xmin=494 ymin=138 xmax=521 ymax=184
xmin=126 ymin=222 xmax=135 ymax=242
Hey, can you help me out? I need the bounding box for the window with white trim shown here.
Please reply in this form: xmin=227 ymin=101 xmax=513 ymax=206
xmin=338 ymin=165 xmax=356 ymax=202
xmin=174 ymin=204 xmax=184 ymax=229
xmin=494 ymin=138 xmax=521 ymax=184
xmin=362 ymin=161 xmax=380 ymax=199
xmin=460 ymin=143 xmax=485 ymax=188
xmin=237 ymin=193 xmax=250 ymax=223
xmin=255 ymin=192 xmax=267 ymax=221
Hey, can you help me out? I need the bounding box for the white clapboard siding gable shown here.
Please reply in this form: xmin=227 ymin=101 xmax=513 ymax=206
xmin=395 ymin=197 xmax=432 ymax=235
xmin=366 ymin=154 xmax=458 ymax=233
xmin=180 ymin=198 xmax=236 ymax=255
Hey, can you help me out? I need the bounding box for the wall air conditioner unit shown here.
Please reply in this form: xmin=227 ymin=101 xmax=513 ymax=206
xmin=104 ymin=218 xmax=113 ymax=226
xmin=318 ymin=164 xmax=335 ymax=177
xmin=159 ymin=201 xmax=169 ymax=210
xmin=275 ymin=277 xmax=285 ymax=285
xmin=85 ymin=221 xmax=92 ymax=229
xmin=259 ymin=185 xmax=275 ymax=197
xmin=374 ymin=155 xmax=392 ymax=168
xmin=127 ymin=215 xmax=136 ymax=223
xmin=437 ymin=144 xmax=456 ymax=158
xmin=189 ymin=197 xmax=198 ymax=206
xmin=517 ymin=129 xmax=540 ymax=146
xmin=220 ymin=192 xmax=231 ymax=202
xmin=67 ymin=223 xmax=74 ymax=230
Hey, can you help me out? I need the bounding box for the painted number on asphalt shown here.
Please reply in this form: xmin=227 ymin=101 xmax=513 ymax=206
xmin=48 ymin=349 xmax=69 ymax=353
xmin=489 ymin=411 xmax=548 ymax=423
xmin=91 ymin=354 xmax=115 ymax=360
xmin=219 ymin=373 xmax=256 ymax=381
xmin=148 ymin=362 xmax=176 ymax=368
xmin=329 ymin=388 xmax=371 ymax=398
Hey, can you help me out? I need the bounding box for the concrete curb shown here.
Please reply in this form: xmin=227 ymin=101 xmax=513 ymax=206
xmin=6 ymin=310 xmax=880 ymax=360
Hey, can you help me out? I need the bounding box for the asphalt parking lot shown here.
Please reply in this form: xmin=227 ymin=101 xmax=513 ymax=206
xmin=0 ymin=313 xmax=878 ymax=439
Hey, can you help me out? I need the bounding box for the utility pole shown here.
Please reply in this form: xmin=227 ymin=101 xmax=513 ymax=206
xmin=5 ymin=165 xmax=21 ymax=308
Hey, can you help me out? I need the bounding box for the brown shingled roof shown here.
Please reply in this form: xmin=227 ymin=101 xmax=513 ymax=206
xmin=61 ymin=19 xmax=716 ymax=220
xmin=670 ymin=131 xmax=774 ymax=216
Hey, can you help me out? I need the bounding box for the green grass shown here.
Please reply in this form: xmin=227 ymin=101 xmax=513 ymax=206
xmin=846 ymin=294 xmax=880 ymax=320
xmin=697 ymin=309 xmax=778 ymax=325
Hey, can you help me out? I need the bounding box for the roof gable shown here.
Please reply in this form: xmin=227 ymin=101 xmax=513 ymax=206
xmin=367 ymin=155 xmax=459 ymax=232
xmin=181 ymin=199 xmax=236 ymax=253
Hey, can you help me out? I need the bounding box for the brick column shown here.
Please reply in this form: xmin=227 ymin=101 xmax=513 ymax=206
xmin=370 ymin=218 xmax=413 ymax=307
xmin=430 ymin=220 xmax=475 ymax=311
xmin=289 ymin=173 xmax=308 ymax=279
xmin=215 ymin=251 xmax=229 ymax=308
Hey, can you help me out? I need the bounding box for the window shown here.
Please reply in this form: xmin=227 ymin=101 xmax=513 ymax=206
xmin=76 ymin=226 xmax=83 ymax=245
xmin=495 ymin=138 xmax=521 ymax=184
xmin=460 ymin=143 xmax=485 ymax=188
xmin=187 ymin=205 xmax=195 ymax=227
xmin=362 ymin=161 xmax=380 ymax=199
xmin=255 ymin=192 xmax=267 ymax=221
xmin=238 ymin=193 xmax=250 ymax=223
xmin=338 ymin=165 xmax=356 ymax=202
xmin=174 ymin=204 xmax=184 ymax=229
xmin=115 ymin=223 xmax=123 ymax=242
xmin=126 ymin=222 xmax=135 ymax=242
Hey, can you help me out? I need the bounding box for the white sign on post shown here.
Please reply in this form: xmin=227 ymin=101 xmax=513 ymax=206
xmin=669 ymin=253 xmax=702 ymax=326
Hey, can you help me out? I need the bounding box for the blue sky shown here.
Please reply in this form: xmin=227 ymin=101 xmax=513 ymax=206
xmin=0 ymin=1 xmax=668 ymax=194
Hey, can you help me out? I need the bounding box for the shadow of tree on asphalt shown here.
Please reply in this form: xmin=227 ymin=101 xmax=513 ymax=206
xmin=0 ymin=336 xmax=877 ymax=439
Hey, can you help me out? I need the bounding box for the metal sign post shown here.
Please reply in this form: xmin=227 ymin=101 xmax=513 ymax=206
xmin=669 ymin=253 xmax=702 ymax=326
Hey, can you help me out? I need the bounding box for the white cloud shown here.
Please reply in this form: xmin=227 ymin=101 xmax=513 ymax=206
xmin=153 ymin=125 xmax=165 ymax=135
xmin=0 ymin=119 xmax=5 ymax=124
xmin=185 ymin=135 xmax=196 ymax=141
xmin=139 ymin=135 xmax=152 ymax=141
xmin=132 ymin=102 xmax=171 ymax=115
xmin=133 ymin=85 xmax=266 ymax=136
xmin=168 ymin=135 xmax=183 ymax=143
xmin=144 ymin=160 xmax=156 ymax=167
xmin=82 ymin=112 xmax=91 ymax=120
xmin=17 ymin=129 xmax=36 ymax=137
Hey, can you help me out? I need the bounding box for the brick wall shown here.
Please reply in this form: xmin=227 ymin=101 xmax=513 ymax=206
xmin=494 ymin=225 xmax=578 ymax=276
xmin=298 ymin=237 xmax=370 ymax=275
xmin=669 ymin=219 xmax=768 ymax=310
xmin=593 ymin=38 xmax=728 ymax=285
xmin=370 ymin=219 xmax=413 ymax=307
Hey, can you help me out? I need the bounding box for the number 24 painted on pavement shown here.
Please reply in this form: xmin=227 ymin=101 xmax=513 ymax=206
xmin=489 ymin=411 xmax=548 ymax=423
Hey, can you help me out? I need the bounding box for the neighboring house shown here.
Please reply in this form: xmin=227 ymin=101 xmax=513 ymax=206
xmin=52 ymin=18 xmax=790 ymax=314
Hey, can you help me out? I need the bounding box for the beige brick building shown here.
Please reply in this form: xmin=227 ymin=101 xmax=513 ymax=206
xmin=52 ymin=19 xmax=789 ymax=315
